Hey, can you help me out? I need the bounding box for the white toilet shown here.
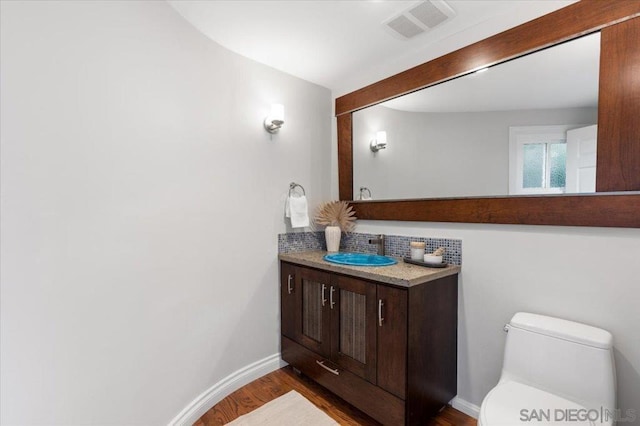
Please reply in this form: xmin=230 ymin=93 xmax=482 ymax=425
xmin=479 ymin=312 xmax=616 ymax=426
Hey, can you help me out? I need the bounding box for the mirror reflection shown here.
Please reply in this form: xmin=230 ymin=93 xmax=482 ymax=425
xmin=353 ymin=33 xmax=600 ymax=200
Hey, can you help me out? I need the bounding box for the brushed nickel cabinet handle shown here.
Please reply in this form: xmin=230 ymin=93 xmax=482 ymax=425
xmin=378 ymin=299 xmax=384 ymax=327
xmin=287 ymin=274 xmax=294 ymax=294
xmin=330 ymin=286 xmax=336 ymax=309
xmin=316 ymin=360 xmax=339 ymax=375
xmin=321 ymin=284 xmax=327 ymax=306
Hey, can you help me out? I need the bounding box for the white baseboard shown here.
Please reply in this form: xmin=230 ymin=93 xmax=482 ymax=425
xmin=168 ymin=353 xmax=287 ymax=426
xmin=451 ymin=396 xmax=480 ymax=419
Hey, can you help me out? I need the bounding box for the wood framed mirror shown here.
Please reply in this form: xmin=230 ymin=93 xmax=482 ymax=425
xmin=336 ymin=0 xmax=640 ymax=228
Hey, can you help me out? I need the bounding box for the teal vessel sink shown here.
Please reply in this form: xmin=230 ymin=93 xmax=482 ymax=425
xmin=323 ymin=252 xmax=397 ymax=267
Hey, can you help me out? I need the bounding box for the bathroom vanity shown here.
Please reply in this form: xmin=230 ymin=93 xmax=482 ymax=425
xmin=279 ymin=251 xmax=460 ymax=425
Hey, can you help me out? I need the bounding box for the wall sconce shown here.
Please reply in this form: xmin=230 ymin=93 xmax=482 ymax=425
xmin=370 ymin=131 xmax=387 ymax=152
xmin=264 ymin=104 xmax=285 ymax=134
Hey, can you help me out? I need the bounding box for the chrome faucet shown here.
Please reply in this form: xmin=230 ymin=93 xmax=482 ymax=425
xmin=368 ymin=234 xmax=385 ymax=255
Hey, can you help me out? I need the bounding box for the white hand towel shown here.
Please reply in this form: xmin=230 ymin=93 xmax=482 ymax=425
xmin=285 ymin=196 xmax=291 ymax=218
xmin=288 ymin=195 xmax=309 ymax=228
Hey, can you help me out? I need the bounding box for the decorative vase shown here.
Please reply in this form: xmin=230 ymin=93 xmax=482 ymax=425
xmin=325 ymin=226 xmax=341 ymax=252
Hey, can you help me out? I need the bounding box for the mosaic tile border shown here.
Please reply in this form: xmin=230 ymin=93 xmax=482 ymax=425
xmin=278 ymin=232 xmax=462 ymax=265
xmin=277 ymin=231 xmax=326 ymax=254
xmin=384 ymin=234 xmax=461 ymax=266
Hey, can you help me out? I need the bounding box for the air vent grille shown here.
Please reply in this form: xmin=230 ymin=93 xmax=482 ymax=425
xmin=387 ymin=15 xmax=425 ymax=39
xmin=409 ymin=1 xmax=449 ymax=28
xmin=384 ymin=0 xmax=456 ymax=40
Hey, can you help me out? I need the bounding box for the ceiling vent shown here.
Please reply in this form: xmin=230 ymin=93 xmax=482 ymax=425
xmin=383 ymin=0 xmax=456 ymax=40
xmin=386 ymin=15 xmax=425 ymax=39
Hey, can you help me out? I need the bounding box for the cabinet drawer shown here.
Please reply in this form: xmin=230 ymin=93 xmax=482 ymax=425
xmin=282 ymin=336 xmax=405 ymax=425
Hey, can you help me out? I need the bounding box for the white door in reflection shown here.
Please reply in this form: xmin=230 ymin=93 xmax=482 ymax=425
xmin=565 ymin=125 xmax=597 ymax=193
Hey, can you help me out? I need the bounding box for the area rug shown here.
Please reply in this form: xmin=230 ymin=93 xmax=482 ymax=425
xmin=226 ymin=390 xmax=339 ymax=425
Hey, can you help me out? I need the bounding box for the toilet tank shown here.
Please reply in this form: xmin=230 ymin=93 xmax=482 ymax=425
xmin=500 ymin=312 xmax=616 ymax=411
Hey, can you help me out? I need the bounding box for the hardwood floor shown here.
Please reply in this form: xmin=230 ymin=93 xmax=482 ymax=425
xmin=195 ymin=366 xmax=477 ymax=426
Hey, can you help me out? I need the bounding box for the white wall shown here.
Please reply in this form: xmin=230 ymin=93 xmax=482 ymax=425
xmin=0 ymin=1 xmax=331 ymax=424
xmin=353 ymin=105 xmax=597 ymax=199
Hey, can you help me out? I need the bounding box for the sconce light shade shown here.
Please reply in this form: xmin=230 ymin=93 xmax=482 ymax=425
xmin=264 ymin=104 xmax=285 ymax=133
xmin=370 ymin=130 xmax=387 ymax=152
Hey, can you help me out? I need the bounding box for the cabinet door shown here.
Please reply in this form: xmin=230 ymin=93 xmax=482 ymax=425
xmin=280 ymin=262 xmax=299 ymax=340
xmin=331 ymin=275 xmax=377 ymax=384
xmin=297 ymin=267 xmax=332 ymax=357
xmin=377 ymin=285 xmax=407 ymax=399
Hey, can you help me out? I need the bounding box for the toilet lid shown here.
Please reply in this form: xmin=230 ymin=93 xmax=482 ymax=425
xmin=480 ymin=381 xmax=598 ymax=426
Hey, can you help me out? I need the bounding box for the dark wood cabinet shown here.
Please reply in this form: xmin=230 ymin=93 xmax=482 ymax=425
xmin=280 ymin=261 xmax=458 ymax=425
xmin=331 ymin=274 xmax=378 ymax=383
xmin=280 ymin=262 xmax=298 ymax=340
xmin=376 ymin=283 xmax=407 ymax=400
xmin=296 ymin=266 xmax=332 ymax=357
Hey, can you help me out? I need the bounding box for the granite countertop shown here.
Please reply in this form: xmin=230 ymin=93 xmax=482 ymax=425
xmin=278 ymin=251 xmax=461 ymax=288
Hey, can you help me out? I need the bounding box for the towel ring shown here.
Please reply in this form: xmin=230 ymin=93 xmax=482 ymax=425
xmin=359 ymin=187 xmax=371 ymax=199
xmin=289 ymin=182 xmax=306 ymax=196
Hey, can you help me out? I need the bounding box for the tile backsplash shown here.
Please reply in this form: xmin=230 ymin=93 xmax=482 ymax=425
xmin=278 ymin=231 xmax=326 ymax=253
xmin=278 ymin=231 xmax=461 ymax=265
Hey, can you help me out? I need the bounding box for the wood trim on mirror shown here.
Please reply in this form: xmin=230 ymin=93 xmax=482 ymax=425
xmin=337 ymin=114 xmax=353 ymax=201
xmin=596 ymin=16 xmax=640 ymax=192
xmin=351 ymin=194 xmax=640 ymax=228
xmin=335 ymin=1 xmax=640 ymax=228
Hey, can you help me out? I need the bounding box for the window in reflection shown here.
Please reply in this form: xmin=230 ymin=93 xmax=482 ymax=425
xmin=522 ymin=141 xmax=567 ymax=191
